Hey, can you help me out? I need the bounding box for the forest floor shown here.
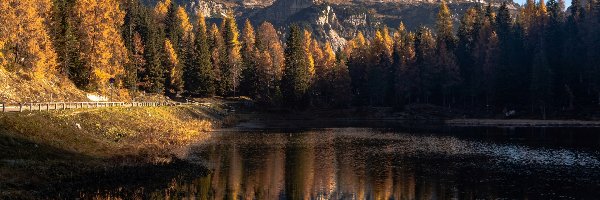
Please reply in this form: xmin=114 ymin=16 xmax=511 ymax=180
xmin=0 ymin=104 xmax=230 ymax=199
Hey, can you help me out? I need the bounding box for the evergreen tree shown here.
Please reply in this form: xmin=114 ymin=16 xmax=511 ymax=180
xmin=282 ymin=25 xmax=313 ymax=108
xmin=138 ymin=9 xmax=165 ymax=93
xmin=51 ymin=0 xmax=85 ymax=86
xmin=347 ymin=32 xmax=370 ymax=106
xmin=456 ymin=7 xmax=479 ymax=106
xmin=122 ymin=0 xmax=146 ymax=91
xmin=414 ymin=26 xmax=437 ymax=103
xmin=208 ymin=23 xmax=225 ymax=96
xmin=393 ymin=23 xmax=417 ymax=105
xmin=330 ymin=49 xmax=352 ymax=107
xmin=369 ymin=28 xmax=394 ymax=106
xmin=185 ymin=15 xmax=214 ymax=96
xmin=530 ymin=47 xmax=552 ymax=119
xmin=123 ymin=32 xmax=145 ymax=90
xmin=164 ymin=4 xmax=184 ymax=53
xmin=482 ymin=31 xmax=500 ymax=107
xmin=220 ymin=15 xmax=242 ymax=96
xmin=435 ymin=0 xmax=461 ymax=106
xmin=240 ymin=19 xmax=259 ymax=97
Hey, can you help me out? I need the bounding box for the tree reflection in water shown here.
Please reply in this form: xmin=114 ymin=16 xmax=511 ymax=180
xmin=83 ymin=128 xmax=600 ymax=199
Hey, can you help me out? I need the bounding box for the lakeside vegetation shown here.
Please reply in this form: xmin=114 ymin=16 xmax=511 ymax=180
xmin=0 ymin=105 xmax=219 ymax=198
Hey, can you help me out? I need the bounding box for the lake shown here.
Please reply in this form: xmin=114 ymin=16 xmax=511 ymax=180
xmin=75 ymin=126 xmax=600 ymax=199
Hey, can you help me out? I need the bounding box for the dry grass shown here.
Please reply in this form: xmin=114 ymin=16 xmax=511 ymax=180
xmin=0 ymin=105 xmax=217 ymax=199
xmin=0 ymin=106 xmax=214 ymax=160
xmin=0 ymin=67 xmax=86 ymax=104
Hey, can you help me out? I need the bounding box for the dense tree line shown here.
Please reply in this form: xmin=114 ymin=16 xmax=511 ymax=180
xmin=2 ymin=0 xmax=600 ymax=115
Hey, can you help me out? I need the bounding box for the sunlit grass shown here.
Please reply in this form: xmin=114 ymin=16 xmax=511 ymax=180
xmin=0 ymin=106 xmax=214 ymax=160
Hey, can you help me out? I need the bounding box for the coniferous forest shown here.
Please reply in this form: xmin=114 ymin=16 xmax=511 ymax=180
xmin=2 ymin=0 xmax=600 ymax=116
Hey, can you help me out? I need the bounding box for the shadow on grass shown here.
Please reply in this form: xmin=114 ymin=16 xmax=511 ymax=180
xmin=0 ymin=132 xmax=210 ymax=199
xmin=51 ymin=160 xmax=210 ymax=199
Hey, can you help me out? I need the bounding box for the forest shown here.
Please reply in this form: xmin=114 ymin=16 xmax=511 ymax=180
xmin=1 ymin=0 xmax=600 ymax=117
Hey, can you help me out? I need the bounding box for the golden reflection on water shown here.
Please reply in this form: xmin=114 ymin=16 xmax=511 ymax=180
xmin=151 ymin=129 xmax=462 ymax=200
xmin=80 ymin=128 xmax=600 ymax=199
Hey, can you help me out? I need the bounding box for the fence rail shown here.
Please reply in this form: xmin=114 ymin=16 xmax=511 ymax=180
xmin=0 ymin=101 xmax=192 ymax=113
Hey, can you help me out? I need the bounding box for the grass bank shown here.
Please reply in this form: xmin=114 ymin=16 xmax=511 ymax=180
xmin=0 ymin=105 xmax=223 ymax=198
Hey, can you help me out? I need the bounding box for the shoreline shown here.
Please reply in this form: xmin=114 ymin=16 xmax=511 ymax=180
xmin=4 ymin=102 xmax=600 ymax=198
xmin=0 ymin=105 xmax=226 ymax=199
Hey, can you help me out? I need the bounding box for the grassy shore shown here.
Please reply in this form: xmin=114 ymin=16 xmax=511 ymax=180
xmin=0 ymin=105 xmax=222 ymax=198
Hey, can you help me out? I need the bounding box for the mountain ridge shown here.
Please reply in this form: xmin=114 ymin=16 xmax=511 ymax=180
xmin=148 ymin=0 xmax=519 ymax=49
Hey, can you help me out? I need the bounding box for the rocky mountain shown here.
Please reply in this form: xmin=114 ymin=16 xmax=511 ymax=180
xmin=150 ymin=0 xmax=520 ymax=50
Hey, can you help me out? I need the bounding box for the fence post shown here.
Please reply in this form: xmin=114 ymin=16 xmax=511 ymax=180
xmin=29 ymin=103 xmax=32 ymax=111
xmin=38 ymin=104 xmax=41 ymax=111
xmin=1 ymin=103 xmax=4 ymax=112
xmin=19 ymin=103 xmax=22 ymax=112
xmin=46 ymin=103 xmax=49 ymax=111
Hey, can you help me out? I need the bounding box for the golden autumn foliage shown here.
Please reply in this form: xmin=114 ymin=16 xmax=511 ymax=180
xmin=164 ymin=40 xmax=180 ymax=70
xmin=176 ymin=6 xmax=193 ymax=39
xmin=372 ymin=27 xmax=394 ymax=59
xmin=164 ymin=40 xmax=184 ymax=94
xmin=344 ymin=31 xmax=367 ymax=57
xmin=303 ymin=30 xmax=315 ymax=78
xmin=220 ymin=15 xmax=243 ymax=95
xmin=0 ymin=0 xmax=58 ymax=78
xmin=74 ymin=0 xmax=127 ymax=92
xmin=155 ymin=0 xmax=172 ymax=21
xmin=323 ymin=42 xmax=336 ymax=69
xmin=257 ymin=22 xmax=285 ymax=82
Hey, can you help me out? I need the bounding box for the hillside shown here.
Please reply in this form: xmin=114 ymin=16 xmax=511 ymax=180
xmin=0 ymin=68 xmax=85 ymax=104
xmin=0 ymin=105 xmax=223 ymax=198
xmin=150 ymin=0 xmax=519 ymax=49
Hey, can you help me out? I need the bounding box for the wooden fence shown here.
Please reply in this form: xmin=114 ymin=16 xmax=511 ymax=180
xmin=0 ymin=101 xmax=189 ymax=113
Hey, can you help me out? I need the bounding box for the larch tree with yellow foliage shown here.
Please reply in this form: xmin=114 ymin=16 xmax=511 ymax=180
xmin=154 ymin=0 xmax=171 ymax=22
xmin=74 ymin=0 xmax=127 ymax=92
xmin=163 ymin=39 xmax=184 ymax=97
xmin=256 ymin=22 xmax=285 ymax=98
xmin=0 ymin=0 xmax=58 ymax=78
xmin=303 ymin=30 xmax=316 ymax=80
xmin=208 ymin=23 xmax=225 ymax=95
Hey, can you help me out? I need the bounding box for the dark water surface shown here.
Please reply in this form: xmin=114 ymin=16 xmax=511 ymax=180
xmin=77 ymin=127 xmax=600 ymax=199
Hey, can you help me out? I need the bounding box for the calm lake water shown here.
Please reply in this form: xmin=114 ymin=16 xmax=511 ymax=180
xmin=75 ymin=127 xmax=600 ymax=199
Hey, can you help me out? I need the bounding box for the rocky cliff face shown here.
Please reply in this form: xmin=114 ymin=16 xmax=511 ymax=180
xmin=158 ymin=0 xmax=519 ymax=49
